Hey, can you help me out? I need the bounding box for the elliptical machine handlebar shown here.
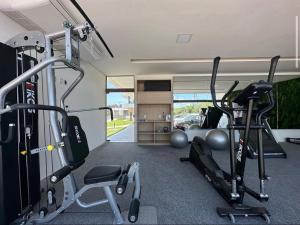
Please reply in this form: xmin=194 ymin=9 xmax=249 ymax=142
xmin=211 ymin=56 xmax=280 ymax=117
xmin=257 ymin=55 xmax=280 ymax=121
xmin=267 ymin=56 xmax=280 ymax=83
xmin=211 ymin=57 xmax=234 ymax=120
xmin=221 ymin=80 xmax=239 ymax=108
xmin=210 ymin=57 xmax=221 ymax=110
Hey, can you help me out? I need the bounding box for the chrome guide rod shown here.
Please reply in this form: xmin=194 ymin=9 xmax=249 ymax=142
xmin=45 ymin=37 xmax=68 ymax=166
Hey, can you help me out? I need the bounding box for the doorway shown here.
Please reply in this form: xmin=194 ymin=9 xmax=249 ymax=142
xmin=106 ymin=76 xmax=135 ymax=142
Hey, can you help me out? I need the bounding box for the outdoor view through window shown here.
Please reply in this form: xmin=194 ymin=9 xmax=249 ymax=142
xmin=106 ymin=76 xmax=134 ymax=142
xmin=173 ymin=93 xmax=226 ymax=130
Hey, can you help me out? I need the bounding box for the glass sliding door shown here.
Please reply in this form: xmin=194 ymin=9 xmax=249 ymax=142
xmin=106 ymin=76 xmax=135 ymax=142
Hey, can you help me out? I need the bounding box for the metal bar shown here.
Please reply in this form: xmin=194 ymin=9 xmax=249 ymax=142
xmin=263 ymin=118 xmax=277 ymax=142
xmin=67 ymin=107 xmax=113 ymax=121
xmin=70 ymin=0 xmax=114 ymax=58
xmin=237 ymin=99 xmax=254 ymax=180
xmin=46 ymin=23 xmax=88 ymax=40
xmin=60 ymin=71 xmax=84 ymax=109
xmin=67 ymin=107 xmax=103 ymax=113
xmin=229 ymin=127 xmax=238 ymax=198
xmin=103 ymin=186 xmax=124 ymax=224
xmin=0 ymin=57 xmax=79 ymax=109
xmin=267 ymin=56 xmax=280 ymax=83
xmin=52 ymin=65 xmax=71 ymax=69
xmin=221 ymin=81 xmax=239 ymax=108
xmin=127 ymin=162 xmax=141 ymax=199
xmin=257 ymin=118 xmax=265 ymax=181
xmin=133 ymin=165 xmax=141 ymax=199
xmin=76 ymin=198 xmax=108 ymax=208
xmin=29 ymin=175 xmax=77 ymax=224
xmin=67 ymin=107 xmax=107 ymax=113
xmin=45 ymin=37 xmax=67 ymax=167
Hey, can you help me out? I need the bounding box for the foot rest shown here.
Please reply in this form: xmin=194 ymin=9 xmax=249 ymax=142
xmin=217 ymin=206 xmax=270 ymax=224
xmin=128 ymin=198 xmax=140 ymax=223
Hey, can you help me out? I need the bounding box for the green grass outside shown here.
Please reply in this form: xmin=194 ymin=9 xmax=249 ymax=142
xmin=107 ymin=119 xmax=134 ymax=137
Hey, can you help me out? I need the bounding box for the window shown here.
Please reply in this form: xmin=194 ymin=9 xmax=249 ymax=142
xmin=173 ymin=92 xmax=225 ymax=130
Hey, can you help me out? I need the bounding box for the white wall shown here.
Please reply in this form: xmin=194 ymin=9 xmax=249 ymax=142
xmin=0 ymin=12 xmax=26 ymax=41
xmin=273 ymin=130 xmax=300 ymax=142
xmin=55 ymin=63 xmax=106 ymax=149
xmin=0 ymin=12 xmax=107 ymax=179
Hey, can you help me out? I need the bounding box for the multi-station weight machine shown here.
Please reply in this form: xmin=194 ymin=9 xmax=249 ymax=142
xmin=0 ymin=21 xmax=141 ymax=225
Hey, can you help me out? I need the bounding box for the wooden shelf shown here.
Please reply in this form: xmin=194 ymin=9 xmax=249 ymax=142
xmin=138 ymin=140 xmax=154 ymax=144
xmin=137 ymin=91 xmax=171 ymax=104
xmin=139 ymin=131 xmax=155 ymax=134
xmin=155 ymin=140 xmax=170 ymax=144
xmin=136 ymin=79 xmax=172 ymax=145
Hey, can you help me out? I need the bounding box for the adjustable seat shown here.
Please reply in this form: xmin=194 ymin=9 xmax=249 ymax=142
xmin=84 ymin=165 xmax=122 ymax=184
xmin=48 ymin=116 xmax=141 ymax=224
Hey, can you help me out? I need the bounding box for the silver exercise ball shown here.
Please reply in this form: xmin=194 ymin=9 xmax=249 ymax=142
xmin=170 ymin=130 xmax=188 ymax=148
xmin=205 ymin=129 xmax=228 ymax=151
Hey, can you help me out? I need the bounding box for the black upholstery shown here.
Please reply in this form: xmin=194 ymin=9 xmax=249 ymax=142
xmin=233 ymin=80 xmax=272 ymax=106
xmin=84 ymin=166 xmax=122 ymax=184
xmin=62 ymin=116 xmax=123 ymax=184
xmin=62 ymin=116 xmax=90 ymax=167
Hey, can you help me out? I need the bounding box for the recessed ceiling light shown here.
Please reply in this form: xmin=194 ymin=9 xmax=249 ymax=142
xmin=176 ymin=34 xmax=192 ymax=44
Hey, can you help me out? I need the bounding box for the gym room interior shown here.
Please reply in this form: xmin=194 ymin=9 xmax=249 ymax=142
xmin=0 ymin=0 xmax=300 ymax=224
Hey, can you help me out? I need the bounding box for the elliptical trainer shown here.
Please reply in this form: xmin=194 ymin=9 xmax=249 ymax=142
xmin=181 ymin=56 xmax=280 ymax=223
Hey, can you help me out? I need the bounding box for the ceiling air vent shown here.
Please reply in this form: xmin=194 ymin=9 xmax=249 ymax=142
xmin=176 ymin=34 xmax=192 ymax=43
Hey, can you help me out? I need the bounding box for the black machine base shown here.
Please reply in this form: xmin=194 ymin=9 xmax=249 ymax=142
xmin=247 ymin=150 xmax=287 ymax=159
xmin=286 ymin=138 xmax=300 ymax=145
xmin=217 ymin=205 xmax=270 ymax=224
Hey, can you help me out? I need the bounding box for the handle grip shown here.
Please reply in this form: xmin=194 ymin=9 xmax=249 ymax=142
xmin=268 ymin=55 xmax=280 ymax=83
xmin=50 ymin=166 xmax=72 ymax=184
xmin=210 ymin=57 xmax=221 ymax=108
xmin=0 ymin=123 xmax=15 ymax=145
xmin=99 ymin=107 xmax=113 ymax=121
xmin=221 ymin=80 xmax=239 ymax=108
xmin=7 ymin=103 xmax=68 ymax=133
xmin=128 ymin=198 xmax=140 ymax=223
xmin=116 ymin=174 xmax=129 ymax=195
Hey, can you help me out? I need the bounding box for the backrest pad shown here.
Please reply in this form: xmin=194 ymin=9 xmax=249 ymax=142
xmin=62 ymin=116 xmax=90 ymax=167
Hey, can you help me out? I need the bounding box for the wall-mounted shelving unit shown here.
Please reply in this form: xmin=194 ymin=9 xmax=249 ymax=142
xmin=136 ymin=80 xmax=172 ymax=145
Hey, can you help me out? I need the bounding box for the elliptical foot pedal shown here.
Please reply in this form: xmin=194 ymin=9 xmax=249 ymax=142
xmin=180 ymin=157 xmax=190 ymax=162
xmin=217 ymin=206 xmax=270 ymax=223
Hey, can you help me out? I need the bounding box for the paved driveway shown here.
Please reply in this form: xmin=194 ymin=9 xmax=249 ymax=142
xmin=109 ymin=124 xmax=134 ymax=142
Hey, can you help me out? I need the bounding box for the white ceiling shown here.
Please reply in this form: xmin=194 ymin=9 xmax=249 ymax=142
xmin=2 ymin=0 xmax=300 ymax=91
xmin=65 ymin=0 xmax=300 ymax=75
